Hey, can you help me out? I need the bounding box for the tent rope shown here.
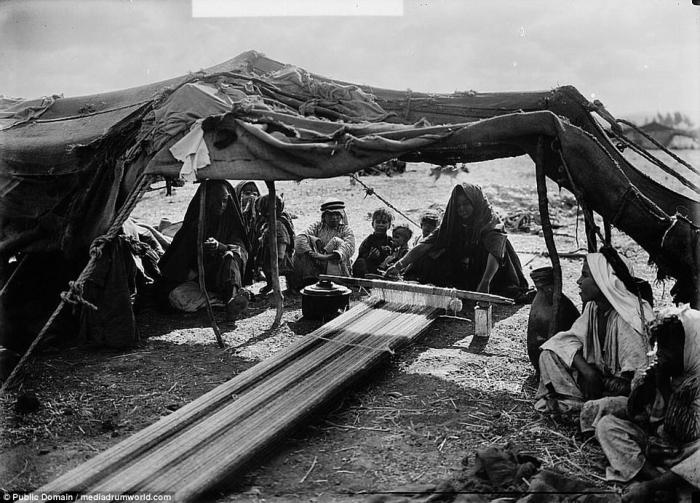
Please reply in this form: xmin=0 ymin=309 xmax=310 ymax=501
xmin=554 ymin=146 xmax=608 ymax=247
xmin=0 ymin=173 xmax=155 ymax=395
xmin=350 ymin=174 xmax=420 ymax=228
xmin=554 ymin=145 xmax=652 ymax=339
xmin=615 ymin=119 xmax=699 ymax=176
xmin=609 ymin=131 xmax=700 ymax=194
xmin=64 ymin=173 xmax=155 ymax=307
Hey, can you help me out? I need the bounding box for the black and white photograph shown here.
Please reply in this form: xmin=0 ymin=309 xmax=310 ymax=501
xmin=1 ymin=1 xmax=699 ymax=501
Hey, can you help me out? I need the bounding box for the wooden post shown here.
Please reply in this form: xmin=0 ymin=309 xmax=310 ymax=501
xmin=604 ymin=218 xmax=612 ymax=246
xmin=583 ymin=207 xmax=598 ymax=252
xmin=474 ymin=305 xmax=492 ymax=338
xmin=265 ymin=181 xmax=284 ymax=328
xmin=197 ymin=181 xmax=225 ymax=348
xmin=535 ymin=137 xmax=562 ymax=337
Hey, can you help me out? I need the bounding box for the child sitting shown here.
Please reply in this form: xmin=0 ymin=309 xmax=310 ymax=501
xmin=380 ymin=225 xmax=413 ymax=271
xmin=413 ymin=210 xmax=440 ymax=246
xmin=352 ymin=208 xmax=394 ymax=278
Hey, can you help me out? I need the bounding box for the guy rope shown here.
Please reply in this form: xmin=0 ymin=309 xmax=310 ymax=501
xmin=0 ymin=173 xmax=155 ymax=395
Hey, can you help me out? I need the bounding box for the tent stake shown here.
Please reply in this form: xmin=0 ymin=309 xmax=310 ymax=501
xmin=266 ymin=181 xmax=284 ymax=328
xmin=535 ymin=137 xmax=562 ymax=337
xmin=196 ymin=181 xmax=225 ymax=348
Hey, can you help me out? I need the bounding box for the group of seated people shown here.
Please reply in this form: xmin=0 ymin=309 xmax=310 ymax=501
xmin=152 ymin=180 xmax=534 ymax=322
xmin=136 ymin=178 xmax=699 ymax=499
xmin=291 ymin=182 xmax=532 ymax=303
xmin=533 ymin=248 xmax=700 ymax=501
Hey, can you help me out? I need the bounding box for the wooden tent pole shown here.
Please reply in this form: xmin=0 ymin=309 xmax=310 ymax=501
xmin=196 ymin=181 xmax=225 ymax=348
xmin=584 ymin=208 xmax=598 ymax=252
xmin=604 ymin=218 xmax=612 ymax=246
xmin=535 ymin=137 xmax=562 ymax=337
xmin=266 ymin=181 xmax=284 ymax=328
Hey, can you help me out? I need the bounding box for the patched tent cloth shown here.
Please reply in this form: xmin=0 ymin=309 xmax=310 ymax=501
xmin=1 ymin=50 xmax=697 ymax=290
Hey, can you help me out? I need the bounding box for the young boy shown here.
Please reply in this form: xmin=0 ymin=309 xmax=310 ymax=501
xmin=380 ymin=224 xmax=413 ymax=271
xmin=413 ymin=210 xmax=440 ymax=246
xmin=352 ymin=208 xmax=393 ymax=278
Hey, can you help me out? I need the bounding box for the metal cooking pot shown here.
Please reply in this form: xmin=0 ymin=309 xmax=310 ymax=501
xmin=301 ymin=279 xmax=351 ymax=321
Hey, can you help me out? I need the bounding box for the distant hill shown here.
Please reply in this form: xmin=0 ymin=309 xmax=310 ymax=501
xmin=620 ymin=110 xmax=700 ymax=129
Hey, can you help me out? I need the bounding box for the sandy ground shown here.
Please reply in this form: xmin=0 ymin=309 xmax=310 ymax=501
xmin=1 ymin=151 xmax=697 ymax=501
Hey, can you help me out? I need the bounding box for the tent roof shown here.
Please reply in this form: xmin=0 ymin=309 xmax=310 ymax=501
xmin=0 ymin=51 xmax=697 ymax=289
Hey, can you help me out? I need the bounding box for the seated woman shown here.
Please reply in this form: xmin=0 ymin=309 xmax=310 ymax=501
xmin=235 ymin=180 xmax=262 ymax=281
xmin=587 ymin=307 xmax=700 ymax=502
xmin=157 ymin=180 xmax=252 ymax=320
xmin=290 ymin=199 xmax=355 ymax=289
xmin=235 ymin=180 xmax=262 ymax=235
xmin=385 ymin=183 xmax=529 ymax=300
xmin=254 ymin=194 xmax=295 ymax=295
xmin=534 ymin=252 xmax=653 ymax=414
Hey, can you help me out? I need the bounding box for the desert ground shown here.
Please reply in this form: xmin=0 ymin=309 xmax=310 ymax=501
xmin=1 ymin=149 xmax=698 ymax=501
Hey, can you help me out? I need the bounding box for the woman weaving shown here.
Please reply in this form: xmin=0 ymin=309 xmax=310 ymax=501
xmin=385 ymin=182 xmax=530 ymax=301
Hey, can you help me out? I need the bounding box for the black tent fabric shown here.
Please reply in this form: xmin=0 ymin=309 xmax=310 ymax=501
xmin=1 ymin=50 xmax=698 ymax=340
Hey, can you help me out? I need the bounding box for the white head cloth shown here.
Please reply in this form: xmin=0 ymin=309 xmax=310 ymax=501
xmin=586 ymin=252 xmax=653 ymax=335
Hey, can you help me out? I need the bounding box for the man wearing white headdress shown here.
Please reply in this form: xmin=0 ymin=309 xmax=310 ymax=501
xmin=534 ymin=252 xmax=653 ymax=414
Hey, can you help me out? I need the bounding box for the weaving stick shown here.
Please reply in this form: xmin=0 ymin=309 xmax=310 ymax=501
xmin=319 ymin=275 xmax=514 ymax=304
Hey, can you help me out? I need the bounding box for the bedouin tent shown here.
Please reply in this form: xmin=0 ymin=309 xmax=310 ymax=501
xmin=1 ymin=50 xmax=698 ymax=352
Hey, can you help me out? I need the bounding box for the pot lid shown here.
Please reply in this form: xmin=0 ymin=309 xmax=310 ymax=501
xmin=301 ymin=279 xmax=352 ymax=297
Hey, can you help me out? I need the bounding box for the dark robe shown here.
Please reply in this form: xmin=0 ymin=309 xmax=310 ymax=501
xmin=158 ymin=180 xmax=252 ymax=305
xmin=254 ymin=194 xmax=295 ymax=279
xmin=352 ymin=233 xmax=393 ymax=278
xmin=406 ymin=183 xmax=529 ymax=298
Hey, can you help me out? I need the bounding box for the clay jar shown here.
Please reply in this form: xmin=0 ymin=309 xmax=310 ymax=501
xmin=526 ymin=266 xmax=580 ymax=371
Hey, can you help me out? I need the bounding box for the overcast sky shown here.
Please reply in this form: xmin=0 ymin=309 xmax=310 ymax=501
xmin=1 ymin=0 xmax=699 ymax=120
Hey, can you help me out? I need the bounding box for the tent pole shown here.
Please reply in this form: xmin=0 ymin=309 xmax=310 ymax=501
xmin=604 ymin=218 xmax=612 ymax=246
xmin=535 ymin=137 xmax=562 ymax=337
xmin=266 ymin=181 xmax=284 ymax=328
xmin=196 ymin=181 xmax=225 ymax=348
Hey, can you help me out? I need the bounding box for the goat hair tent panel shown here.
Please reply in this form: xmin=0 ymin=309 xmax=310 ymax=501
xmin=1 ymin=50 xmax=698 ymax=302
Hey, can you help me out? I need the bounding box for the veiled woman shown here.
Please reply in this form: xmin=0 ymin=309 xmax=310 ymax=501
xmin=157 ymin=180 xmax=252 ymax=319
xmin=234 ymin=180 xmax=262 ymax=235
xmin=386 ymin=182 xmax=530 ymax=300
